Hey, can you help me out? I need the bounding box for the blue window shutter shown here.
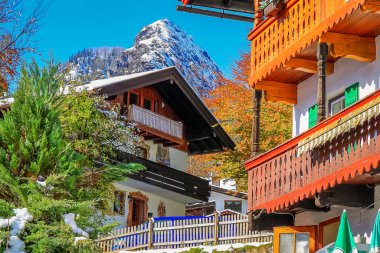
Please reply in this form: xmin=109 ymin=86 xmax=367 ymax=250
xmin=308 ymin=104 xmax=318 ymax=129
xmin=345 ymin=82 xmax=359 ymax=107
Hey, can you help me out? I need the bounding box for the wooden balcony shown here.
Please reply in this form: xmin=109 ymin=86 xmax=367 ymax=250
xmin=249 ymin=0 xmax=380 ymax=104
xmin=245 ymin=90 xmax=380 ymax=212
xmin=127 ymin=105 xmax=185 ymax=146
xmin=117 ymin=152 xmax=210 ymax=201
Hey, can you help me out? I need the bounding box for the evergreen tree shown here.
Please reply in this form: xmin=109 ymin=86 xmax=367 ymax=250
xmin=0 ymin=62 xmax=142 ymax=252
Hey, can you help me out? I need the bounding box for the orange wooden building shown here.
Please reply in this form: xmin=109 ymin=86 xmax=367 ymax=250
xmin=177 ymin=0 xmax=380 ymax=252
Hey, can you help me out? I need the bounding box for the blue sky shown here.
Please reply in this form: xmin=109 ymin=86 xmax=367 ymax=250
xmin=30 ymin=0 xmax=252 ymax=76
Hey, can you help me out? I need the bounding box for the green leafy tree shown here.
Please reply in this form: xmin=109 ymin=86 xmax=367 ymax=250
xmin=0 ymin=61 xmax=142 ymax=252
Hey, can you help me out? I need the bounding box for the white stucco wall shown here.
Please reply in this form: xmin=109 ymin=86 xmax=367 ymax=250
xmin=144 ymin=140 xmax=188 ymax=172
xmin=209 ymin=191 xmax=248 ymax=214
xmin=293 ymin=36 xmax=380 ymax=137
xmin=110 ymin=182 xmax=187 ymax=228
xmin=294 ymin=186 xmax=380 ymax=236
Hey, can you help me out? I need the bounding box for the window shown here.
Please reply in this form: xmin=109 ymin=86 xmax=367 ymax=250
xmin=327 ymin=83 xmax=359 ymax=116
xmin=128 ymin=92 xmax=139 ymax=106
xmin=143 ymin=98 xmax=153 ymax=111
xmin=224 ymin=200 xmax=242 ymax=213
xmin=274 ymin=226 xmax=316 ymax=253
xmin=329 ymin=93 xmax=345 ymax=116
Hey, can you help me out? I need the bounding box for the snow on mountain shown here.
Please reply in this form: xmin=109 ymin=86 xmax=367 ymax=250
xmin=64 ymin=19 xmax=222 ymax=93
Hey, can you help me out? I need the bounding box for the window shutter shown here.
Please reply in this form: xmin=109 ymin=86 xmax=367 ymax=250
xmin=308 ymin=104 xmax=318 ymax=129
xmin=345 ymin=82 xmax=359 ymax=107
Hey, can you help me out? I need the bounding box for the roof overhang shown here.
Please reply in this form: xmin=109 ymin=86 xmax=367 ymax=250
xmin=177 ymin=0 xmax=254 ymax=23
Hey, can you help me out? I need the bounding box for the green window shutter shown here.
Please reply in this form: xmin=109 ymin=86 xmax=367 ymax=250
xmin=308 ymin=104 xmax=318 ymax=129
xmin=344 ymin=82 xmax=359 ymax=107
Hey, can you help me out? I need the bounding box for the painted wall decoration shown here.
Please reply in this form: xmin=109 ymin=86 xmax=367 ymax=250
xmin=114 ymin=191 xmax=125 ymax=215
xmin=156 ymin=144 xmax=170 ymax=166
xmin=158 ymin=200 xmax=166 ymax=217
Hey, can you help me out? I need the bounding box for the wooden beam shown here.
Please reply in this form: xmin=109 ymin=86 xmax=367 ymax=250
xmin=320 ymin=32 xmax=376 ymax=63
xmin=137 ymin=124 xmax=186 ymax=146
xmin=361 ymin=0 xmax=380 ymax=13
xmin=256 ymin=80 xmax=297 ymax=105
xmin=285 ymin=58 xmax=334 ymax=75
xmin=163 ymin=143 xmax=179 ymax=147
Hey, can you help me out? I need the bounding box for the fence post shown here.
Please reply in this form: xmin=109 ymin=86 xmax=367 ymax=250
xmin=214 ymin=212 xmax=219 ymax=246
xmin=148 ymin=218 xmax=153 ymax=249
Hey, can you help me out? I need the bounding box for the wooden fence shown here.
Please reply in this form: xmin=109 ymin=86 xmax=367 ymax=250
xmin=96 ymin=213 xmax=273 ymax=252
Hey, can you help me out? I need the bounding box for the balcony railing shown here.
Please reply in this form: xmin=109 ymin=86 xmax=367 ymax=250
xmin=117 ymin=152 xmax=210 ymax=201
xmin=128 ymin=104 xmax=183 ymax=140
xmin=245 ymin=90 xmax=380 ymax=212
xmin=249 ymin=0 xmax=367 ymax=85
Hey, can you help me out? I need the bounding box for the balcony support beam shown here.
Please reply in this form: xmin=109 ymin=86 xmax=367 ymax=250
xmin=361 ymin=0 xmax=380 ymax=13
xmin=320 ymin=32 xmax=376 ymax=63
xmin=138 ymin=124 xmax=185 ymax=146
xmin=256 ymin=81 xmax=297 ymax=105
xmin=285 ymin=58 xmax=334 ymax=75
xmin=317 ymin=43 xmax=328 ymax=123
xmin=251 ymin=89 xmax=262 ymax=156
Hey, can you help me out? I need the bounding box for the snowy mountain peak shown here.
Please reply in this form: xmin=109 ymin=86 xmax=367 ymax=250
xmin=64 ymin=19 xmax=221 ymax=93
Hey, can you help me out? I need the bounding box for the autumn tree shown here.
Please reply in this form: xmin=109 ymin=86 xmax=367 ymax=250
xmin=188 ymin=52 xmax=292 ymax=191
xmin=0 ymin=0 xmax=46 ymax=91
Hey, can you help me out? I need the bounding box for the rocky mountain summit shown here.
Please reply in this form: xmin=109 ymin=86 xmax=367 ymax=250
xmin=64 ymin=19 xmax=222 ymax=93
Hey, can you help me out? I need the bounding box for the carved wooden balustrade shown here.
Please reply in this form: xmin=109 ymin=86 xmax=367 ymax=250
xmin=128 ymin=104 xmax=183 ymax=140
xmin=245 ymin=91 xmax=380 ymax=212
xmin=249 ymin=0 xmax=371 ymax=86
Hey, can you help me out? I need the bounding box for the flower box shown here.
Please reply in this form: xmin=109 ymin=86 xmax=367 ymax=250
xmin=261 ymin=0 xmax=285 ymax=17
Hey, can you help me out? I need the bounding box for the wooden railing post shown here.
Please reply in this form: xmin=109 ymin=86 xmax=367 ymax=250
xmin=148 ymin=218 xmax=153 ymax=249
xmin=214 ymin=212 xmax=219 ymax=246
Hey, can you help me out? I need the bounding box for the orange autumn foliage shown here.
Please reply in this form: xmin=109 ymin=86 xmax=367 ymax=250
xmin=188 ymin=52 xmax=292 ymax=191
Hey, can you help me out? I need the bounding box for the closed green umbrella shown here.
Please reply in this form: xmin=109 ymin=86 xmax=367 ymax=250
xmin=369 ymin=210 xmax=380 ymax=253
xmin=333 ymin=210 xmax=358 ymax=253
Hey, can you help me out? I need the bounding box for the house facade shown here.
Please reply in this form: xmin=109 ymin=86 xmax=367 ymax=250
xmin=242 ymin=0 xmax=380 ymax=252
xmin=177 ymin=0 xmax=380 ymax=251
xmin=80 ymin=67 xmax=235 ymax=228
